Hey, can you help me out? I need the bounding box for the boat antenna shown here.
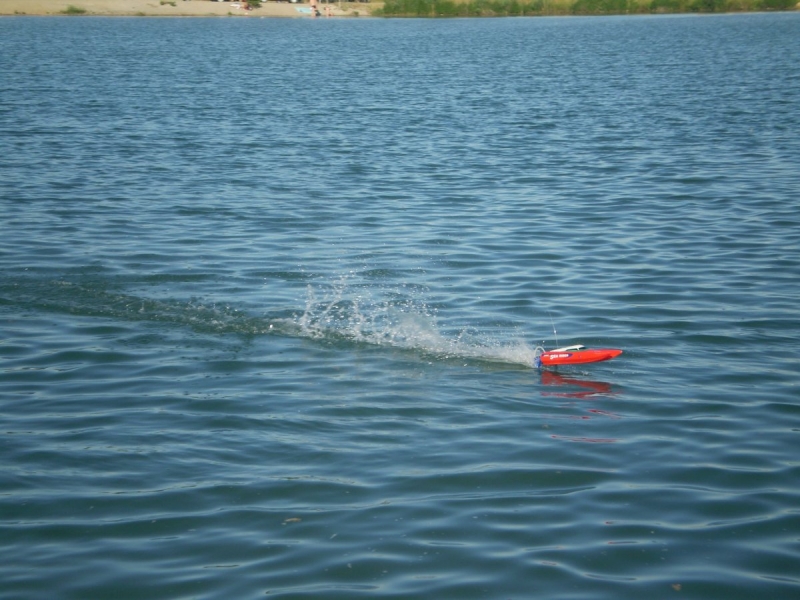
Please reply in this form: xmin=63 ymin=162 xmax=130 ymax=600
xmin=548 ymin=311 xmax=559 ymax=348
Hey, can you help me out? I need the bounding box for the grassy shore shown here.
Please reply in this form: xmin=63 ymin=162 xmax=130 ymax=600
xmin=375 ymin=0 xmax=798 ymax=14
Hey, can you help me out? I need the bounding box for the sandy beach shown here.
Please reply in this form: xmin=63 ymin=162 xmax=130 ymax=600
xmin=0 ymin=0 xmax=375 ymax=17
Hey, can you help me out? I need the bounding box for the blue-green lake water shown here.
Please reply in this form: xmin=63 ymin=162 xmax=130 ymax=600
xmin=2 ymin=12 xmax=799 ymax=599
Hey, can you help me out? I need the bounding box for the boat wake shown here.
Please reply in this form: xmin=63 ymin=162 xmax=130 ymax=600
xmin=2 ymin=275 xmax=540 ymax=369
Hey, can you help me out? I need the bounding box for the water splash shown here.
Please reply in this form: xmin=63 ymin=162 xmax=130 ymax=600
xmin=279 ymin=278 xmax=539 ymax=368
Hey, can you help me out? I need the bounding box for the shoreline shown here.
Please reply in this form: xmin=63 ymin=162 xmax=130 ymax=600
xmin=0 ymin=0 xmax=376 ymax=17
xmin=1 ymin=0 xmax=796 ymax=17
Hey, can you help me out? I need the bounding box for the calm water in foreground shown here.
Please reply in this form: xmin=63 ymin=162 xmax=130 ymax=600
xmin=1 ymin=12 xmax=799 ymax=599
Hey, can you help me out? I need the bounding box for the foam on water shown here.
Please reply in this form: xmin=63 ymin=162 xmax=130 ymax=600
xmin=285 ymin=278 xmax=540 ymax=368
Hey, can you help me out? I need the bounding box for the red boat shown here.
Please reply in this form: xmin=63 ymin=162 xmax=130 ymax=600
xmin=535 ymin=345 xmax=622 ymax=368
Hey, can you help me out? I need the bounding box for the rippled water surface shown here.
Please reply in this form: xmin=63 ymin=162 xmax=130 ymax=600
xmin=2 ymin=12 xmax=800 ymax=599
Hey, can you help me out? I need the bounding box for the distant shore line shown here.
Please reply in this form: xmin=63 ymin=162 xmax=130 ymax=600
xmin=2 ymin=0 xmax=798 ymax=17
xmin=0 ymin=0 xmax=375 ymax=18
xmin=375 ymin=0 xmax=799 ymax=16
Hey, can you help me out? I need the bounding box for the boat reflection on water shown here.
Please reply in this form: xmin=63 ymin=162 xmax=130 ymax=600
xmin=539 ymin=370 xmax=617 ymax=400
xmin=539 ymin=371 xmax=622 ymax=443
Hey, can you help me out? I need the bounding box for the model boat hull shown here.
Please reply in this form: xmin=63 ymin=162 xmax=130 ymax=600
xmin=538 ymin=348 xmax=622 ymax=367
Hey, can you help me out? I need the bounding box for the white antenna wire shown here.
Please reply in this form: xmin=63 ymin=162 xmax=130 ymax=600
xmin=548 ymin=311 xmax=559 ymax=348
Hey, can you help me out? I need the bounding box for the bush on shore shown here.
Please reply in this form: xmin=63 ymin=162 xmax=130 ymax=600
xmin=375 ymin=0 xmax=796 ymax=16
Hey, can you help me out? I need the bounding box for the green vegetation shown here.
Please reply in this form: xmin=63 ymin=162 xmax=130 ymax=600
xmin=62 ymin=4 xmax=87 ymax=13
xmin=249 ymin=0 xmax=263 ymax=8
xmin=375 ymin=0 xmax=797 ymax=15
